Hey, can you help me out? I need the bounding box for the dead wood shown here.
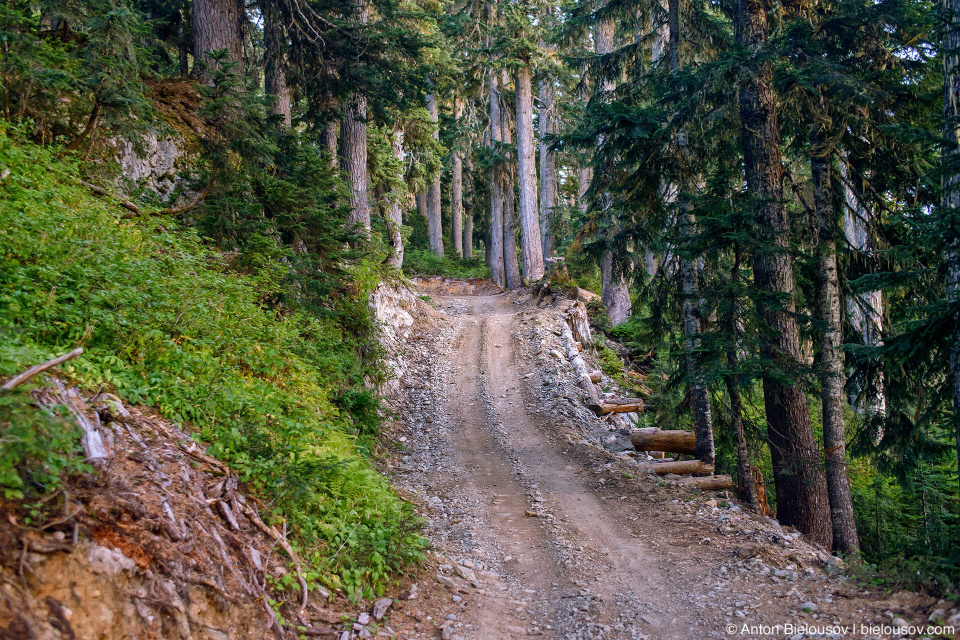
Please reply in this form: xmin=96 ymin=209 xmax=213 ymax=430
xmin=589 ymin=398 xmax=644 ymax=416
xmin=678 ymin=474 xmax=734 ymax=490
xmin=636 ymin=460 xmax=714 ymax=476
xmin=239 ymin=502 xmax=309 ymax=615
xmin=561 ymin=322 xmax=601 ymax=407
xmin=629 ymin=428 xmax=695 ymax=454
xmin=80 ymin=181 xmax=141 ymax=215
xmin=2 ymin=347 xmax=83 ymax=391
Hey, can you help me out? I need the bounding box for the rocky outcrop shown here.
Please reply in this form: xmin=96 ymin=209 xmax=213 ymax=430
xmin=112 ymin=133 xmax=189 ymax=201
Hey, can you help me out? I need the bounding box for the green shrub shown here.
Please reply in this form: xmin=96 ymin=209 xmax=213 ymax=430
xmin=402 ymin=248 xmax=490 ymax=278
xmin=0 ymin=132 xmax=424 ymax=599
xmin=0 ymin=341 xmax=91 ymax=500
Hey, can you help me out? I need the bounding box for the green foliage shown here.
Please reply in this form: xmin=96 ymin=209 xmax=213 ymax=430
xmin=0 ymin=342 xmax=91 ymax=499
xmin=0 ymin=132 xmax=423 ymax=597
xmin=402 ymin=248 xmax=490 ymax=279
xmin=0 ymin=0 xmax=151 ymax=145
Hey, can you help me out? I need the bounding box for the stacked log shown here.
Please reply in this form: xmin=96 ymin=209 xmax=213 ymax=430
xmin=636 ymin=460 xmax=714 ymax=476
xmin=588 ymin=398 xmax=644 ymax=416
xmin=678 ymin=474 xmax=733 ymax=490
xmin=629 ymin=427 xmax=695 ymax=454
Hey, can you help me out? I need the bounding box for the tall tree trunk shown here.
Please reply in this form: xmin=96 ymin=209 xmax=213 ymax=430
xmin=192 ymin=0 xmax=243 ymax=79
xmin=942 ymin=0 xmax=960 ymax=497
xmin=577 ymin=67 xmax=592 ymax=215
xmin=451 ymin=99 xmax=464 ymax=257
xmin=734 ymin=0 xmax=832 ymax=548
xmin=341 ymin=0 xmax=369 ymax=232
xmin=501 ymin=85 xmax=522 ymax=290
xmin=840 ymin=159 xmax=885 ymax=427
xmin=342 ymin=94 xmax=370 ymax=232
xmin=727 ymin=247 xmax=761 ymax=512
xmin=489 ymin=66 xmax=506 ymax=287
xmin=322 ymin=121 xmax=338 ymax=169
xmin=263 ymin=3 xmax=291 ymax=126
xmin=669 ymin=0 xmax=714 ymax=466
xmin=426 ymin=90 xmax=444 ymax=256
xmin=516 ymin=64 xmax=544 ymax=281
xmin=464 ymin=147 xmax=475 ymax=259
xmin=539 ymin=74 xmax=556 ymax=262
xmin=385 ymin=128 xmax=406 ymax=268
xmin=178 ymin=11 xmax=190 ymax=76
xmin=813 ymin=138 xmax=860 ymax=558
xmin=595 ymin=18 xmax=631 ymax=323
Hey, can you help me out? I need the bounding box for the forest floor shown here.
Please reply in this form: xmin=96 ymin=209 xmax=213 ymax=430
xmin=379 ymin=280 xmax=960 ymax=640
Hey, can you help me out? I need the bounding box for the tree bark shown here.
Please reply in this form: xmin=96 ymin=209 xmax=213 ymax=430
xmin=417 ymin=193 xmax=428 ymax=219
xmin=516 ymin=64 xmax=544 ymax=281
xmin=385 ymin=128 xmax=406 ymax=268
xmin=734 ymin=0 xmax=832 ymax=549
xmin=426 ymin=90 xmax=444 ymax=256
xmin=595 ymin=18 xmax=631 ymax=325
xmin=489 ymin=65 xmax=506 ymax=287
xmin=813 ymin=138 xmax=860 ymax=558
xmin=942 ymin=0 xmax=960 ymax=497
xmin=322 ymin=121 xmax=338 ymax=169
xmin=464 ymin=148 xmax=475 ymax=258
xmin=451 ymin=99 xmax=464 ymax=257
xmin=539 ymin=73 xmax=556 ymax=261
xmin=342 ymin=93 xmax=370 ymax=232
xmin=192 ymin=0 xmax=243 ymax=79
xmin=668 ymin=0 xmax=714 ymax=467
xmin=263 ymin=2 xmax=291 ymax=126
xmin=841 ymin=158 xmax=885 ymax=425
xmin=726 ymin=248 xmax=762 ymax=513
xmin=501 ymin=77 xmax=522 ymax=290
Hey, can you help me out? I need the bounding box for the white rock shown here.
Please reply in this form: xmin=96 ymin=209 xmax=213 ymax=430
xmin=87 ymin=544 xmax=137 ymax=576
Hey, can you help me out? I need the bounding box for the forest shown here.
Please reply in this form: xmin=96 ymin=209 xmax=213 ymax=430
xmin=0 ymin=0 xmax=958 ymax=617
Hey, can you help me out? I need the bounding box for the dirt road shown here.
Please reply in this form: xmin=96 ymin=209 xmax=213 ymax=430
xmin=386 ymin=288 xmax=950 ymax=640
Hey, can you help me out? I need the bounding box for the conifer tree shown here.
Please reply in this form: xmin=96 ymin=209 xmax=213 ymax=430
xmin=943 ymin=0 xmax=960 ymax=494
xmin=733 ymin=0 xmax=832 ymax=547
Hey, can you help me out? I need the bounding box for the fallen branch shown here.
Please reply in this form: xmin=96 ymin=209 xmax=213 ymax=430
xmin=125 ymin=167 xmax=219 ymax=219
xmin=80 ymin=181 xmax=141 ymax=215
xmin=2 ymin=347 xmax=83 ymax=391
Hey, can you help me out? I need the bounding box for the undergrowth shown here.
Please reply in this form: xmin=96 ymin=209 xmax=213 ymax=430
xmin=0 ymin=133 xmax=425 ymax=601
xmin=402 ymin=248 xmax=490 ymax=278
